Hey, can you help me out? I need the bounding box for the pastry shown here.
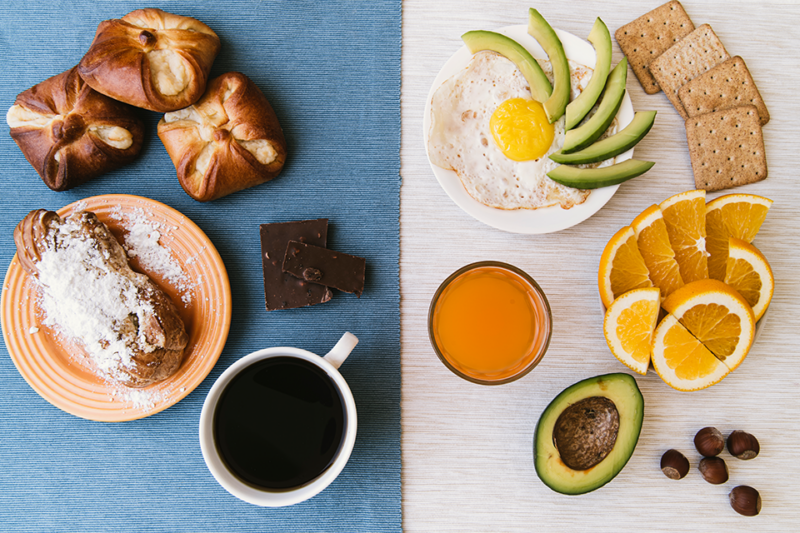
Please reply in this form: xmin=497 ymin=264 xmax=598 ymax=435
xmin=78 ymin=8 xmax=221 ymax=112
xmin=6 ymin=67 xmax=144 ymax=191
xmin=157 ymin=72 xmax=287 ymax=202
xmin=14 ymin=209 xmax=189 ymax=388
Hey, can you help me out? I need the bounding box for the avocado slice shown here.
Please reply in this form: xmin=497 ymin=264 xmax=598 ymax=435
xmin=461 ymin=30 xmax=552 ymax=104
xmin=562 ymin=58 xmax=628 ymax=154
xmin=565 ymin=18 xmax=612 ymax=130
xmin=527 ymin=9 xmax=570 ymax=123
xmin=547 ymin=159 xmax=655 ymax=189
xmin=534 ymin=373 xmax=644 ymax=495
xmin=550 ymin=111 xmax=657 ymax=165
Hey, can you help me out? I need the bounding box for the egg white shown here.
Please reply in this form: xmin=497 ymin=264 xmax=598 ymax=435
xmin=428 ymin=51 xmax=598 ymax=210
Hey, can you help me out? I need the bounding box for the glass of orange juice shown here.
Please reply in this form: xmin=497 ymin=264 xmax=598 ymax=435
xmin=428 ymin=261 xmax=552 ymax=385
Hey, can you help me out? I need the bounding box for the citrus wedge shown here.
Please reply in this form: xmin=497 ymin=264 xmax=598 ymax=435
xmin=659 ymin=189 xmax=709 ymax=283
xmin=598 ymin=226 xmax=653 ymax=309
xmin=604 ymin=287 xmax=661 ymax=375
xmin=706 ymin=194 xmax=773 ymax=281
xmin=651 ymin=313 xmax=732 ymax=391
xmin=631 ymin=205 xmax=685 ymax=299
xmin=725 ymin=237 xmax=774 ymax=322
xmin=662 ymin=279 xmax=755 ymax=372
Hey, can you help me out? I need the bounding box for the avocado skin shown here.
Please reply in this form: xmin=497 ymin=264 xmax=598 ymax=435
xmin=547 ymin=159 xmax=655 ymax=189
xmin=527 ymin=8 xmax=570 ymax=124
xmin=550 ymin=111 xmax=657 ymax=165
xmin=461 ymin=30 xmax=552 ymax=104
xmin=565 ymin=18 xmax=612 ymax=130
xmin=562 ymin=58 xmax=628 ymax=154
xmin=533 ymin=373 xmax=644 ymax=495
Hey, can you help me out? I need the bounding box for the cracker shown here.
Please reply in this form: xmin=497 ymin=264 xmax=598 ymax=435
xmin=685 ymin=105 xmax=767 ymax=192
xmin=615 ymin=1 xmax=695 ymax=94
xmin=678 ymin=56 xmax=769 ymax=125
xmin=650 ymin=24 xmax=730 ymax=119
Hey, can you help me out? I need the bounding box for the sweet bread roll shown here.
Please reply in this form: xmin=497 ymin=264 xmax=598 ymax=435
xmin=157 ymin=72 xmax=287 ymax=202
xmin=78 ymin=8 xmax=221 ymax=112
xmin=14 ymin=209 xmax=189 ymax=388
xmin=6 ymin=67 xmax=144 ymax=191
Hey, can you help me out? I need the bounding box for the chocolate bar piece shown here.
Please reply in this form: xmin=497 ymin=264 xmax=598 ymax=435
xmin=259 ymin=220 xmax=332 ymax=310
xmin=282 ymin=241 xmax=366 ymax=297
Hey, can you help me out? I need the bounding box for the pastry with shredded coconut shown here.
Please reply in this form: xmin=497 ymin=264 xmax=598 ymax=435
xmin=14 ymin=209 xmax=188 ymax=388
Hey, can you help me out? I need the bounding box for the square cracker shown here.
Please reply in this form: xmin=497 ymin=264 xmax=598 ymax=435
xmin=650 ymin=24 xmax=730 ymax=120
xmin=685 ymin=105 xmax=767 ymax=192
xmin=678 ymin=56 xmax=769 ymax=125
xmin=615 ymin=1 xmax=695 ymax=94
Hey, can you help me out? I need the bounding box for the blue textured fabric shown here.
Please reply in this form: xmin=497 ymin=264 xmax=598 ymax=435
xmin=0 ymin=1 xmax=401 ymax=531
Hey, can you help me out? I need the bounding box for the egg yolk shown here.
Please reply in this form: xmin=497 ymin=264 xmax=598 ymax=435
xmin=490 ymin=98 xmax=555 ymax=161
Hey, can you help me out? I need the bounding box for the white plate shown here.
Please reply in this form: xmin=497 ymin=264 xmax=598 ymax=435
xmin=423 ymin=25 xmax=635 ymax=234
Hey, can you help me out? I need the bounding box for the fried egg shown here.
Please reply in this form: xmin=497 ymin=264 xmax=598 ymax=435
xmin=428 ymin=51 xmax=600 ymax=210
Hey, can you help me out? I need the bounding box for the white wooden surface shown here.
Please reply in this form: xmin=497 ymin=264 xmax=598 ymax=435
xmin=400 ymin=1 xmax=800 ymax=531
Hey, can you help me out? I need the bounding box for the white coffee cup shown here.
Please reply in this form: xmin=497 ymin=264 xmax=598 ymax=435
xmin=199 ymin=332 xmax=359 ymax=507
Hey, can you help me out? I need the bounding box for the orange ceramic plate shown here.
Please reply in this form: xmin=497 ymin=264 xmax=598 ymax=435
xmin=1 ymin=195 xmax=232 ymax=422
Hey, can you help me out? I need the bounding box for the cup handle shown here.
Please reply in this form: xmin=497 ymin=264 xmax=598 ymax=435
xmin=323 ymin=332 xmax=359 ymax=369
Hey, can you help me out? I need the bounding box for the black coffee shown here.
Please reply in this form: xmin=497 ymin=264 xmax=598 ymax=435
xmin=213 ymin=356 xmax=346 ymax=490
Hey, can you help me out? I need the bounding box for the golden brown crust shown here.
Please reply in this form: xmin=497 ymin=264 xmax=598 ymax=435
xmin=78 ymin=8 xmax=221 ymax=112
xmin=14 ymin=209 xmax=188 ymax=388
xmin=7 ymin=67 xmax=144 ymax=191
xmin=13 ymin=209 xmax=59 ymax=276
xmin=158 ymin=72 xmax=287 ymax=202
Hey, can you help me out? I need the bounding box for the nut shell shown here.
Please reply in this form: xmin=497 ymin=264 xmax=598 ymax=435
xmin=727 ymin=430 xmax=760 ymax=460
xmin=660 ymin=449 xmax=690 ymax=480
xmin=694 ymin=426 xmax=725 ymax=457
xmin=698 ymin=456 xmax=729 ymax=485
xmin=729 ymin=485 xmax=761 ymax=516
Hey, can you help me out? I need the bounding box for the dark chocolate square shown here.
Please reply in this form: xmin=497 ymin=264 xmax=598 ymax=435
xmin=282 ymin=241 xmax=366 ymax=297
xmin=259 ymin=220 xmax=333 ymax=310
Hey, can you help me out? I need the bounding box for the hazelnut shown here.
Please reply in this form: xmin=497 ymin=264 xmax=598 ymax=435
xmin=729 ymin=485 xmax=761 ymax=516
xmin=660 ymin=449 xmax=690 ymax=480
xmin=699 ymin=456 xmax=729 ymax=484
xmin=694 ymin=426 xmax=725 ymax=457
xmin=727 ymin=430 xmax=760 ymax=460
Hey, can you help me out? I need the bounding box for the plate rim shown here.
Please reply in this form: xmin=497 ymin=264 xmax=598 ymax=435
xmin=1 ymin=194 xmax=232 ymax=422
xmin=423 ymin=24 xmax=635 ymax=234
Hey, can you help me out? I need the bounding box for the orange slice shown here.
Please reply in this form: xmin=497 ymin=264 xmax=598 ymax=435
xmin=659 ymin=189 xmax=709 ymax=283
xmin=631 ymin=205 xmax=685 ymax=299
xmin=662 ymin=279 xmax=755 ymax=373
xmin=651 ymin=314 xmax=732 ymax=391
xmin=706 ymin=194 xmax=772 ymax=281
xmin=598 ymin=226 xmax=653 ymax=309
xmin=604 ymin=287 xmax=661 ymax=375
xmin=725 ymin=238 xmax=774 ymax=322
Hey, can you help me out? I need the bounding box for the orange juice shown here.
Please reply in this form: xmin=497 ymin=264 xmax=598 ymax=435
xmin=429 ymin=262 xmax=551 ymax=384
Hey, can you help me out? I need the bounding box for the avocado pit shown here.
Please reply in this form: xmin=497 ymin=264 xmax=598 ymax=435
xmin=553 ymin=396 xmax=620 ymax=471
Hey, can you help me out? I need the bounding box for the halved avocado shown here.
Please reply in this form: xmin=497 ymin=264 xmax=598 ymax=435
xmin=565 ymin=18 xmax=612 ymax=130
xmin=527 ymin=9 xmax=570 ymax=123
xmin=562 ymin=58 xmax=628 ymax=154
xmin=462 ymin=30 xmax=552 ymax=104
xmin=547 ymin=159 xmax=655 ymax=189
xmin=534 ymin=373 xmax=644 ymax=495
xmin=550 ymin=111 xmax=657 ymax=165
